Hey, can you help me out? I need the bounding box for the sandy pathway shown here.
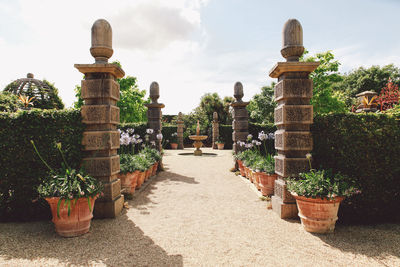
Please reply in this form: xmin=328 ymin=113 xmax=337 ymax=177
xmin=1 ymin=148 xmax=400 ymax=266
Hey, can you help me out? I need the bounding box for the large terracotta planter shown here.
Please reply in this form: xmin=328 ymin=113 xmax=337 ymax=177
xmin=46 ymin=196 xmax=96 ymax=237
xmin=170 ymin=143 xmax=178 ymax=149
xmin=144 ymin=168 xmax=152 ymax=181
xmin=136 ymin=171 xmax=145 ymax=189
xmin=248 ymin=169 xmax=254 ymax=183
xmin=292 ymin=194 xmax=345 ymax=234
xmin=217 ymin=143 xmax=225 ymax=150
xmin=237 ymin=160 xmax=245 ymax=177
xmin=152 ymin=162 xmax=159 ymax=176
xmin=253 ymin=171 xmax=261 ymax=190
xmin=118 ymin=171 xmax=138 ymax=194
xmin=259 ymin=173 xmax=277 ymax=196
xmin=244 ymin=166 xmax=250 ymax=179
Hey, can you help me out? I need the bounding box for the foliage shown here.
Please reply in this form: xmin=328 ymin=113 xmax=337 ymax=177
xmin=301 ymin=50 xmax=348 ymax=114
xmin=4 ymin=79 xmax=64 ymax=110
xmin=287 ymin=169 xmax=358 ymax=200
xmin=0 ymin=91 xmax=22 ymax=112
xmin=198 ymin=93 xmax=232 ymax=125
xmin=334 ymin=64 xmax=400 ymax=107
xmin=0 ymin=109 xmax=84 ymax=221
xmin=312 ymin=112 xmax=400 ymax=223
xmin=219 ymin=125 xmax=233 ymax=149
xmin=247 ymin=83 xmax=276 ymax=124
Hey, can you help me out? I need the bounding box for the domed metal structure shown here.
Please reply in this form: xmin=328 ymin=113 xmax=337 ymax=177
xmin=4 ymin=73 xmax=64 ymax=109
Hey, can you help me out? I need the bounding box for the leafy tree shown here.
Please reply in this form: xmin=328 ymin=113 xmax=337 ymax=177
xmin=333 ymin=64 xmax=400 ymax=107
xmin=198 ymin=92 xmax=231 ymax=124
xmin=73 ymin=61 xmax=148 ymax=123
xmin=301 ymin=50 xmax=347 ymax=114
xmin=0 ymin=91 xmax=22 ymax=112
xmin=247 ymin=82 xmax=276 ymax=124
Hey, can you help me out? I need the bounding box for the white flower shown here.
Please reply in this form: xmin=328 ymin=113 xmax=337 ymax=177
xmin=127 ymin=128 xmax=134 ymax=134
xmin=252 ymin=140 xmax=257 ymax=144
xmin=156 ymin=133 xmax=163 ymax=140
xmin=135 ymin=134 xmax=140 ymax=139
xmin=117 ymin=129 xmax=121 ymax=134
xmin=130 ymin=136 xmax=137 ymax=144
xmin=150 ymin=141 xmax=156 ymax=146
xmin=268 ymin=133 xmax=275 ymax=140
xmin=306 ymin=153 xmax=312 ymax=159
xmin=80 ymin=191 xmax=84 ymax=196
xmin=120 ymin=133 xmax=130 ymax=146
xmin=146 ymin=128 xmax=154 ymax=134
xmin=258 ymin=131 xmax=267 ymax=141
xmin=141 ymin=144 xmax=145 ymax=148
xmin=247 ymin=134 xmax=253 ymax=140
xmin=255 ymin=141 xmax=262 ymax=146
xmin=137 ymin=139 xmax=143 ymax=143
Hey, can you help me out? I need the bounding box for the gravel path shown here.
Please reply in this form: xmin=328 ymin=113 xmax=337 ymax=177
xmin=1 ymin=148 xmax=400 ymax=266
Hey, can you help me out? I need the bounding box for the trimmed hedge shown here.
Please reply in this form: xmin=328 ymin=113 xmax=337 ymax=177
xmin=0 ymin=109 xmax=84 ymax=221
xmin=312 ymin=113 xmax=400 ymax=223
xmin=119 ymin=122 xmax=147 ymax=137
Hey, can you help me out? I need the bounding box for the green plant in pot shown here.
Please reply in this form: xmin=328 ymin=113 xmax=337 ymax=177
xmin=169 ymin=132 xmax=178 ymax=149
xmin=286 ymin=153 xmax=359 ymax=234
xmin=257 ymin=154 xmax=277 ymax=196
xmin=32 ymin=140 xmax=103 ymax=237
xmin=215 ymin=136 xmax=225 ymax=150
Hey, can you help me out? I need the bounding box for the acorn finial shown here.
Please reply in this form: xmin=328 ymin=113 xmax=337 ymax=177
xmin=27 ymin=73 xmax=34 ymax=78
xmin=149 ymin=82 xmax=160 ymax=103
xmin=281 ymin=19 xmax=304 ymax=62
xmin=90 ymin=19 xmax=113 ymax=63
xmin=178 ymin=112 xmax=183 ymax=120
xmin=234 ymin=82 xmax=244 ymax=102
xmin=213 ymin=112 xmax=218 ymax=121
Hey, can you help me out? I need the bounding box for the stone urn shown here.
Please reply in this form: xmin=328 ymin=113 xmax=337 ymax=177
xmin=292 ymin=193 xmax=344 ymax=234
xmin=46 ymin=196 xmax=97 ymax=237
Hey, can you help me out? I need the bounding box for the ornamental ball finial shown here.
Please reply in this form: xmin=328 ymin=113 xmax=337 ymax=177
xmin=234 ymin=81 xmax=244 ymax=102
xmin=90 ymin=19 xmax=113 ymax=63
xmin=281 ymin=19 xmax=304 ymax=62
xmin=149 ymin=81 xmax=160 ymax=103
xmin=27 ymin=73 xmax=34 ymax=78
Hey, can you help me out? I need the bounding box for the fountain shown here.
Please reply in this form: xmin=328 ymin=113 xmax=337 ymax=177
xmin=189 ymin=121 xmax=208 ymax=156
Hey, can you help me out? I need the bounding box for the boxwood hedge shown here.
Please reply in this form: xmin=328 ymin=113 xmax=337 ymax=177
xmin=0 ymin=109 xmax=84 ymax=221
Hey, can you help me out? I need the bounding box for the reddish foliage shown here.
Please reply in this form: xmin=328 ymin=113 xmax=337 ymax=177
xmin=376 ymin=78 xmax=400 ymax=111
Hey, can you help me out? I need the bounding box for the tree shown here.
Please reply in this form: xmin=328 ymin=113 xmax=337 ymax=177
xmin=301 ymin=50 xmax=347 ymax=114
xmin=198 ymin=92 xmax=231 ymax=124
xmin=0 ymin=91 xmax=22 ymax=112
xmin=73 ymin=61 xmax=148 ymax=123
xmin=247 ymin=82 xmax=276 ymax=124
xmin=333 ymin=64 xmax=400 ymax=107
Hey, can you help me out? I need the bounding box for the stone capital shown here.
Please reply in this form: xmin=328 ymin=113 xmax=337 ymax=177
xmin=74 ymin=63 xmax=125 ymax=78
xmin=269 ymin=62 xmax=319 ymax=78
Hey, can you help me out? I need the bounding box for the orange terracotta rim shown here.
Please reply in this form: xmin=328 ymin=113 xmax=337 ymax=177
xmin=292 ymin=193 xmax=345 ymax=203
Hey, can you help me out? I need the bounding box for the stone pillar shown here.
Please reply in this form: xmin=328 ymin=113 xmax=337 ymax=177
xmin=145 ymin=82 xmax=165 ymax=151
xmin=176 ymin=112 xmax=184 ymax=149
xmin=75 ymin=19 xmax=125 ymax=218
xmin=212 ymin=112 xmax=219 ymax=149
xmin=269 ymin=19 xmax=319 ymax=219
xmin=231 ymin=82 xmax=249 ymax=155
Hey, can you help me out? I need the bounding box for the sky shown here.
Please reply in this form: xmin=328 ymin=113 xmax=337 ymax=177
xmin=1 ymin=0 xmax=400 ymax=114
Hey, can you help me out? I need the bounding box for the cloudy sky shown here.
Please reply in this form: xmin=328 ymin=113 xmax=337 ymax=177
xmin=1 ymin=0 xmax=399 ymax=114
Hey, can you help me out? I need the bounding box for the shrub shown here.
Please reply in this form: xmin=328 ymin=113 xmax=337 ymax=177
xmin=0 ymin=109 xmax=84 ymax=221
xmin=312 ymin=113 xmax=400 ymax=223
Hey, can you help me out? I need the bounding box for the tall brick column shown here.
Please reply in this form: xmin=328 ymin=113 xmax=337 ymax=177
xmin=145 ymin=82 xmax=164 ymax=151
xmin=231 ymin=82 xmax=249 ymax=155
xmin=269 ymin=19 xmax=319 ymax=219
xmin=177 ymin=112 xmax=184 ymax=149
xmin=212 ymin=112 xmax=219 ymax=149
xmin=75 ymin=19 xmax=124 ymax=218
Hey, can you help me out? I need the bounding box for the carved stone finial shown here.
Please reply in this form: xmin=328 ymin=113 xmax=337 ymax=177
xmin=178 ymin=112 xmax=183 ymax=120
xmin=27 ymin=73 xmax=34 ymax=78
xmin=90 ymin=19 xmax=113 ymax=63
xmin=281 ymin=19 xmax=304 ymax=62
xmin=149 ymin=82 xmax=160 ymax=103
xmin=213 ymin=112 xmax=218 ymax=121
xmin=234 ymin=82 xmax=244 ymax=102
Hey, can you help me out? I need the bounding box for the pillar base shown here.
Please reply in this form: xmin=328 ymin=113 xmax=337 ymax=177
xmin=194 ymin=149 xmax=202 ymax=156
xmin=271 ymin=196 xmax=298 ymax=219
xmin=94 ymin=194 xmax=124 ymax=219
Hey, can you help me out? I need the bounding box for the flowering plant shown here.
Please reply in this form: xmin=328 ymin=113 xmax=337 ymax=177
xmin=169 ymin=132 xmax=178 ymax=143
xmin=215 ymin=136 xmax=225 ymax=144
xmin=32 ymin=141 xmax=103 ymax=217
xmin=286 ymin=154 xmax=359 ymax=199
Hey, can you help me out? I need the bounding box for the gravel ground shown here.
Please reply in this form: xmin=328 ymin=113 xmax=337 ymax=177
xmin=1 ymin=148 xmax=400 ymax=267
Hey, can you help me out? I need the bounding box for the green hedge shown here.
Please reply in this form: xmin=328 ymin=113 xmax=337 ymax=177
xmin=219 ymin=125 xmax=233 ymax=149
xmin=312 ymin=113 xmax=400 ymax=223
xmin=0 ymin=109 xmax=84 ymax=221
xmin=119 ymin=122 xmax=147 ymax=137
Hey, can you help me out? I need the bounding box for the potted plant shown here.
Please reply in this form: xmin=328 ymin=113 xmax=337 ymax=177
xmin=119 ymin=154 xmax=139 ymax=195
xmin=32 ymin=141 xmax=103 ymax=237
xmin=169 ymin=132 xmax=178 ymax=149
xmin=286 ymin=154 xmax=359 ymax=234
xmin=215 ymin=137 xmax=225 ymax=150
xmin=258 ymin=154 xmax=277 ymax=196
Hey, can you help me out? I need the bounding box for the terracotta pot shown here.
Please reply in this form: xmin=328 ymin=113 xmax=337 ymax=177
xmin=45 ymin=196 xmax=96 ymax=237
xmin=217 ymin=143 xmax=225 ymax=150
xmin=253 ymin=171 xmax=261 ymax=190
xmin=237 ymin=160 xmax=245 ymax=177
xmin=292 ymin=194 xmax=345 ymax=234
xmin=170 ymin=143 xmax=178 ymax=149
xmin=152 ymin=162 xmax=158 ymax=176
xmin=259 ymin=173 xmax=277 ymax=196
xmin=144 ymin=168 xmax=152 ymax=181
xmin=136 ymin=171 xmax=145 ymax=188
xmin=249 ymin=169 xmax=254 ymax=183
xmin=118 ymin=171 xmax=138 ymax=194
